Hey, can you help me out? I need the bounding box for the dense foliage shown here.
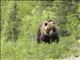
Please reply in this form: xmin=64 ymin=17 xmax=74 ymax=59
xmin=1 ymin=1 xmax=80 ymax=60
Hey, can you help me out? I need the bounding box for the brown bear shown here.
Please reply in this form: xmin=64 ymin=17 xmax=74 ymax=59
xmin=36 ymin=20 xmax=59 ymax=43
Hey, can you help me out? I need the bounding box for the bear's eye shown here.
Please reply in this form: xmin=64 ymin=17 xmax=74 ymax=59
xmin=45 ymin=23 xmax=48 ymax=26
xmin=53 ymin=22 xmax=55 ymax=24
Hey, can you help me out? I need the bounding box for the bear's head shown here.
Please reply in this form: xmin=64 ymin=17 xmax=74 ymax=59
xmin=42 ymin=20 xmax=58 ymax=36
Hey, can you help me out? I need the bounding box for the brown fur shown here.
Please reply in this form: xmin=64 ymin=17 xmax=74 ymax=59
xmin=36 ymin=20 xmax=59 ymax=43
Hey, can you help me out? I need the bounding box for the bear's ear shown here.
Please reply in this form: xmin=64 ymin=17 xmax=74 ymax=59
xmin=44 ymin=23 xmax=48 ymax=26
xmin=48 ymin=20 xmax=52 ymax=22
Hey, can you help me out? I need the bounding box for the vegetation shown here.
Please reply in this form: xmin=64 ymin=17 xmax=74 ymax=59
xmin=1 ymin=0 xmax=80 ymax=60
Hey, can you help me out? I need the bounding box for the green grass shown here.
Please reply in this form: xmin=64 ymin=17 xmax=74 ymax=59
xmin=1 ymin=1 xmax=80 ymax=60
xmin=1 ymin=35 xmax=80 ymax=60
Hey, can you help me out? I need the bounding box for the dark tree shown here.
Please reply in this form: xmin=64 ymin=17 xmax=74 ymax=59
xmin=7 ymin=1 xmax=21 ymax=42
